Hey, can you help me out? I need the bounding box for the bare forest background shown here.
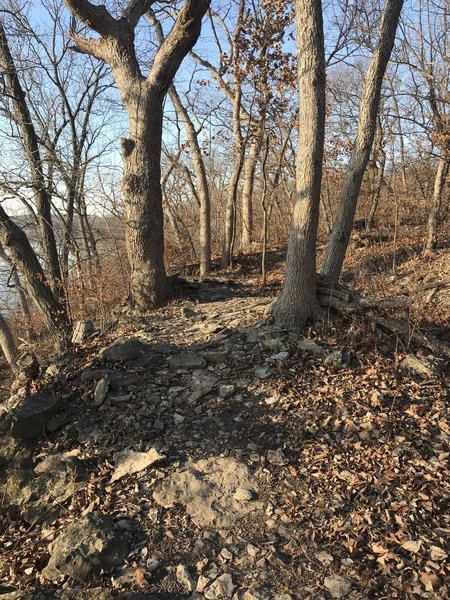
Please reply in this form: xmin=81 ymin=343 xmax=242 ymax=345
xmin=0 ymin=0 xmax=448 ymax=366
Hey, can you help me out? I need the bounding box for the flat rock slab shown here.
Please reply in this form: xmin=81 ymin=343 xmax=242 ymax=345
xmin=168 ymin=354 xmax=206 ymax=370
xmin=101 ymin=337 xmax=147 ymax=362
xmin=3 ymin=456 xmax=86 ymax=524
xmin=153 ymin=457 xmax=260 ymax=528
xmin=111 ymin=448 xmax=165 ymax=482
xmin=42 ymin=513 xmax=129 ymax=582
xmin=400 ymin=354 xmax=441 ymax=378
xmin=11 ymin=394 xmax=62 ymax=440
xmin=81 ymin=369 xmax=141 ymax=390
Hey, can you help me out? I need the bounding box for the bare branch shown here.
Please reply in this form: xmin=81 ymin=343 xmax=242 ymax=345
xmin=63 ymin=0 xmax=118 ymax=36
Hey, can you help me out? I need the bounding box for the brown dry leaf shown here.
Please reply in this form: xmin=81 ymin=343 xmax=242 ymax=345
xmin=429 ymin=545 xmax=448 ymax=561
xmin=134 ymin=567 xmax=147 ymax=587
xmin=401 ymin=540 xmax=422 ymax=553
xmin=420 ymin=571 xmax=440 ymax=591
xmin=370 ymin=543 xmax=388 ymax=555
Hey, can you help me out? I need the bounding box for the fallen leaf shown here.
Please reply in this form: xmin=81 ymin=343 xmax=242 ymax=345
xmin=401 ymin=540 xmax=422 ymax=553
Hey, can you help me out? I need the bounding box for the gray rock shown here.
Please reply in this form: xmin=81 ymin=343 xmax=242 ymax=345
xmin=169 ymin=354 xmax=206 ymax=370
xmin=267 ymin=448 xmax=288 ymax=466
xmin=254 ymin=366 xmax=272 ymax=380
xmin=298 ymin=339 xmax=325 ymax=356
xmin=176 ymin=564 xmax=196 ymax=592
xmin=270 ymin=351 xmax=289 ymax=361
xmin=202 ymin=350 xmax=229 ymax=364
xmin=102 ymin=337 xmax=147 ymax=362
xmin=94 ymin=376 xmax=110 ymax=407
xmin=42 ymin=513 xmax=129 ymax=582
xmin=11 ymin=394 xmax=62 ymax=440
xmin=2 ymin=456 xmax=86 ymax=524
xmin=323 ymin=575 xmax=352 ymax=599
xmin=204 ymin=573 xmax=235 ymax=599
xmin=324 ymin=350 xmax=345 ymax=371
xmin=400 ymin=354 xmax=441 ymax=378
xmin=71 ymin=320 xmax=94 ymax=345
xmin=153 ymin=457 xmax=260 ymax=528
xmin=81 ymin=369 xmax=141 ymax=390
xmin=0 ymin=392 xmax=25 ymax=434
xmin=218 ymin=384 xmax=235 ymax=399
xmin=181 ymin=306 xmax=198 ymax=319
xmin=110 ymin=448 xmax=165 ymax=483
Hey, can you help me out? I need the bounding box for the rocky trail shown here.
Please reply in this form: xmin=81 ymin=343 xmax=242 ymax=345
xmin=1 ymin=277 xmax=449 ymax=600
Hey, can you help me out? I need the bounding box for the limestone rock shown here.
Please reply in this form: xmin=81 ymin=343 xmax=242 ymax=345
xmin=169 ymin=354 xmax=206 ymax=370
xmin=400 ymin=354 xmax=441 ymax=378
xmin=298 ymin=339 xmax=325 ymax=356
xmin=218 ymin=384 xmax=235 ymax=399
xmin=11 ymin=393 xmax=62 ymax=440
xmin=324 ymin=575 xmax=352 ymax=599
xmin=42 ymin=513 xmax=129 ymax=582
xmin=102 ymin=337 xmax=147 ymax=362
xmin=94 ymin=376 xmax=110 ymax=407
xmin=81 ymin=369 xmax=141 ymax=390
xmin=176 ymin=564 xmax=196 ymax=592
xmin=111 ymin=448 xmax=165 ymax=483
xmin=71 ymin=320 xmax=94 ymax=345
xmin=3 ymin=456 xmax=86 ymax=524
xmin=204 ymin=573 xmax=235 ymax=599
xmin=153 ymin=457 xmax=260 ymax=528
xmin=202 ymin=350 xmax=229 ymax=364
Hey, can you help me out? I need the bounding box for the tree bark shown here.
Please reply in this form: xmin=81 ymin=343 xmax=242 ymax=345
xmin=0 ymin=22 xmax=63 ymax=297
xmin=168 ymin=85 xmax=211 ymax=276
xmin=273 ymin=0 xmax=326 ymax=330
xmin=241 ymin=130 xmax=263 ymax=251
xmin=121 ymin=89 xmax=167 ymax=306
xmin=321 ymin=0 xmax=404 ymax=282
xmin=0 ymin=246 xmax=34 ymax=341
xmin=426 ymin=158 xmax=449 ymax=250
xmin=0 ymin=206 xmax=71 ymax=342
xmin=0 ymin=311 xmax=18 ymax=371
xmin=149 ymin=13 xmax=211 ymax=276
xmin=63 ymin=0 xmax=211 ymax=308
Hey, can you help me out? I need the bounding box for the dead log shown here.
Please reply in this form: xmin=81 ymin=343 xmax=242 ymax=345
xmin=316 ymin=275 xmax=450 ymax=360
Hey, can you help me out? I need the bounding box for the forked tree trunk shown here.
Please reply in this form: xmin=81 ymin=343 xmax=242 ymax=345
xmin=321 ymin=0 xmax=404 ymax=282
xmin=0 ymin=311 xmax=18 ymax=371
xmin=63 ymin=0 xmax=211 ymax=309
xmin=426 ymin=158 xmax=449 ymax=250
xmin=273 ymin=0 xmax=326 ymax=330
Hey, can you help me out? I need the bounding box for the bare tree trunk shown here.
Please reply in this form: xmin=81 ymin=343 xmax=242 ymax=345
xmin=427 ymin=158 xmax=449 ymax=250
xmin=367 ymin=118 xmax=386 ymax=230
xmin=149 ymin=14 xmax=211 ymax=276
xmin=0 ymin=246 xmax=34 ymax=341
xmin=0 ymin=22 xmax=63 ymax=297
xmin=0 ymin=205 xmax=71 ymax=342
xmin=169 ymin=86 xmax=211 ymax=276
xmin=221 ymin=145 xmax=244 ymax=269
xmin=121 ymin=91 xmax=167 ymax=307
xmin=273 ymin=0 xmax=326 ymax=330
xmin=321 ymin=0 xmax=404 ymax=282
xmin=241 ymin=130 xmax=262 ymax=251
xmin=0 ymin=311 xmax=17 ymax=371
